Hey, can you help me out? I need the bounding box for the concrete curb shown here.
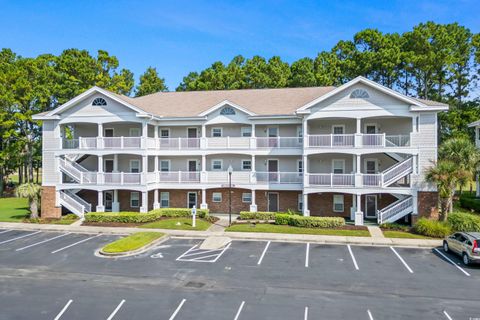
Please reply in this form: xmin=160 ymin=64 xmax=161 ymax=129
xmin=0 ymin=222 xmax=442 ymax=248
xmin=96 ymin=234 xmax=170 ymax=258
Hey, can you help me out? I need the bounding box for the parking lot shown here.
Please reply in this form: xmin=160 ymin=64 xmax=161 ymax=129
xmin=0 ymin=228 xmax=479 ymax=320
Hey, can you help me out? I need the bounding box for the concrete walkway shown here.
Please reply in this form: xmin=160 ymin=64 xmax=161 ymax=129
xmin=367 ymin=226 xmax=385 ymax=238
xmin=0 ymin=221 xmax=442 ymax=248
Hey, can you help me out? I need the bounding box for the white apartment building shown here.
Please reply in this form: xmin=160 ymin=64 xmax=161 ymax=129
xmin=33 ymin=76 xmax=447 ymax=225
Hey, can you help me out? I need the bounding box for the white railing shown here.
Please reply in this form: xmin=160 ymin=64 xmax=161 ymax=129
xmin=362 ymin=134 xmax=385 ymax=147
xmin=256 ymin=172 xmax=303 ymax=184
xmin=102 ymin=172 xmax=142 ymax=185
xmin=80 ymin=172 xmax=97 ymax=184
xmin=206 ymin=137 xmax=251 ymax=149
xmin=308 ymin=134 xmax=355 ymax=148
xmin=308 ymin=174 xmax=355 ymax=187
xmin=382 ymin=157 xmax=413 ymax=186
xmin=59 ymin=191 xmax=86 ymax=217
xmin=64 ymin=190 xmax=91 ymax=213
xmin=157 ymin=171 xmax=201 ymax=183
xmin=378 ymin=196 xmax=413 ymax=224
xmin=62 ymin=139 xmax=79 ymax=149
xmin=103 ymin=137 xmax=142 ymax=149
xmin=158 ymin=138 xmax=201 ymax=150
xmin=362 ymin=174 xmax=382 ymax=187
xmin=386 ymin=135 xmax=410 ymax=147
xmin=256 ymin=137 xmax=302 ymax=149
xmin=206 ymin=171 xmax=252 ymax=184
xmin=79 ymin=137 xmax=97 ymax=149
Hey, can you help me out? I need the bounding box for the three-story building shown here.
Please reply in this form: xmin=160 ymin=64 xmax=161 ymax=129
xmin=34 ymin=76 xmax=447 ymax=225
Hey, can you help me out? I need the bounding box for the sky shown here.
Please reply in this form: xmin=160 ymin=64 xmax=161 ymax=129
xmin=0 ymin=0 xmax=478 ymax=91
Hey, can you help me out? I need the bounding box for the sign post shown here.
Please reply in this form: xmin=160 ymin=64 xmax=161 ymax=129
xmin=192 ymin=205 xmax=196 ymax=228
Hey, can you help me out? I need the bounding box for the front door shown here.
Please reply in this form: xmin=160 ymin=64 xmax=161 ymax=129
xmin=267 ymin=127 xmax=278 ymax=147
xmin=104 ymin=128 xmax=114 ymax=137
xmin=365 ymin=124 xmax=378 ymax=134
xmin=332 ymin=125 xmax=344 ymax=146
xmin=365 ymin=160 xmax=377 ymax=174
xmin=104 ymin=159 xmax=114 ymax=173
xmin=365 ymin=195 xmax=377 ymax=218
xmin=188 ymin=160 xmax=198 ymax=172
xmin=187 ymin=192 xmax=197 ymax=209
xmin=104 ymin=191 xmax=113 ymax=212
xmin=268 ymin=159 xmax=279 ymax=182
xmin=268 ymin=192 xmax=279 ymax=212
xmin=187 ymin=128 xmax=198 ymax=148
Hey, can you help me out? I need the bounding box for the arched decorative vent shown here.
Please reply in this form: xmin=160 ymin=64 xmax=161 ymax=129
xmin=350 ymin=89 xmax=369 ymax=99
xmin=220 ymin=106 xmax=236 ymax=115
xmin=92 ymin=97 xmax=107 ymax=106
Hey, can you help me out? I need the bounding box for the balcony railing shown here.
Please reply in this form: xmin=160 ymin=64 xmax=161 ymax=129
xmin=308 ymin=173 xmax=355 ymax=187
xmin=255 ymin=137 xmax=302 ymax=149
xmin=256 ymin=172 xmax=303 ymax=184
xmin=307 ymin=133 xmax=411 ymax=148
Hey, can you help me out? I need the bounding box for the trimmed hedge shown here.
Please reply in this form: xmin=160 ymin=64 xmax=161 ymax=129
xmin=379 ymin=223 xmax=410 ymax=232
xmin=447 ymin=212 xmax=480 ymax=232
xmin=275 ymin=214 xmax=345 ymax=228
xmin=413 ymin=218 xmax=451 ymax=238
xmin=85 ymin=208 xmax=209 ymax=224
xmin=459 ymin=194 xmax=480 ymax=212
xmin=239 ymin=211 xmax=277 ymax=220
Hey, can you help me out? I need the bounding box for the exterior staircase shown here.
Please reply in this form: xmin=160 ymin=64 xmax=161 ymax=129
xmin=381 ymin=157 xmax=413 ymax=187
xmin=377 ymin=196 xmax=413 ymax=224
xmin=59 ymin=157 xmax=96 ymax=184
xmin=58 ymin=190 xmax=91 ymax=218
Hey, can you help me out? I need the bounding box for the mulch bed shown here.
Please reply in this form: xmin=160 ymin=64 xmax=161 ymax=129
xmin=237 ymin=221 xmax=368 ymax=230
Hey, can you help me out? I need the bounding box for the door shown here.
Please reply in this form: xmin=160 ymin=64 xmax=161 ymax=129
xmin=365 ymin=124 xmax=378 ymax=134
xmin=365 ymin=160 xmax=377 ymax=174
xmin=188 ymin=160 xmax=198 ymax=181
xmin=268 ymin=192 xmax=279 ymax=212
xmin=267 ymin=127 xmax=278 ymax=147
xmin=104 ymin=191 xmax=113 ymax=212
xmin=104 ymin=159 xmax=114 ymax=173
xmin=187 ymin=128 xmax=198 ymax=148
xmin=268 ymin=159 xmax=279 ymax=182
xmin=332 ymin=125 xmax=344 ymax=146
xmin=187 ymin=192 xmax=197 ymax=209
xmin=365 ymin=195 xmax=377 ymax=218
xmin=104 ymin=128 xmax=114 ymax=137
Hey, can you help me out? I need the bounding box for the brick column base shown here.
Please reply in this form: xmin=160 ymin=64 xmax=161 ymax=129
xmin=41 ymin=186 xmax=62 ymax=219
xmin=414 ymin=191 xmax=439 ymax=222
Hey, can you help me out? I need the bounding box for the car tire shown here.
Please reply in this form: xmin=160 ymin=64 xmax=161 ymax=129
xmin=443 ymin=241 xmax=449 ymax=253
xmin=462 ymin=253 xmax=470 ymax=266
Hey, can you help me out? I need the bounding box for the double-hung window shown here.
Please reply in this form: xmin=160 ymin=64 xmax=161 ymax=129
xmin=212 ymin=159 xmax=223 ymax=171
xmin=160 ymin=160 xmax=170 ymax=172
xmin=130 ymin=192 xmax=140 ymax=208
xmin=242 ymin=160 xmax=252 ymax=170
xmin=160 ymin=129 xmax=170 ymax=138
xmin=333 ymin=195 xmax=344 ymax=212
xmin=212 ymin=192 xmax=222 ymax=202
xmin=130 ymin=160 xmax=140 ymax=173
xmin=242 ymin=193 xmax=252 ymax=203
xmin=298 ymin=194 xmax=303 ymax=212
xmin=332 ymin=160 xmax=344 ymax=174
xmin=212 ymin=128 xmax=223 ymax=137
xmin=160 ymin=192 xmax=169 ymax=208
xmin=241 ymin=127 xmax=252 ymax=137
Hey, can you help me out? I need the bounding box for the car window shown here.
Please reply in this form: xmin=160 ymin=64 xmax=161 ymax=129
xmin=466 ymin=240 xmax=472 ymax=246
xmin=458 ymin=235 xmax=467 ymax=242
xmin=454 ymin=233 xmax=464 ymax=241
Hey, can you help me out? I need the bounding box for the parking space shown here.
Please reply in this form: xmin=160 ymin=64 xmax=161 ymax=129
xmin=1 ymin=229 xmax=480 ymax=319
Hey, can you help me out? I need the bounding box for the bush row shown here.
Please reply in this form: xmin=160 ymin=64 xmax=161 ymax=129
xmin=85 ymin=208 xmax=209 ymax=224
xmin=413 ymin=218 xmax=451 ymax=238
xmin=459 ymin=195 xmax=480 ymax=213
xmin=447 ymin=212 xmax=480 ymax=232
xmin=275 ymin=214 xmax=345 ymax=228
xmin=239 ymin=211 xmax=277 ymax=220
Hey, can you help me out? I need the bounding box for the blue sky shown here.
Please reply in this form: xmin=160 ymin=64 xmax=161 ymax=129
xmin=0 ymin=0 xmax=478 ymax=91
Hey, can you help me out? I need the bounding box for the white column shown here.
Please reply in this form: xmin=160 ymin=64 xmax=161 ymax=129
xmin=201 ymin=155 xmax=207 ymax=183
xmin=351 ymin=194 xmax=356 ymax=220
xmin=154 ymin=156 xmax=159 ymax=173
xmin=303 ymin=155 xmax=309 ymax=187
xmin=302 ymin=117 xmax=308 ymax=148
xmin=412 ymin=190 xmax=418 ymax=215
xmin=201 ymin=125 xmax=206 ymax=149
xmin=113 ymin=154 xmax=118 ymax=172
xmin=142 ymin=155 xmax=148 ymax=184
xmin=112 ymin=190 xmax=120 ymax=212
xmin=355 ymin=154 xmax=361 ymax=187
xmin=356 ymin=118 xmax=361 ymax=134
xmin=250 ymin=189 xmax=257 ymax=212
xmin=355 ymin=193 xmax=363 ymax=226
xmin=303 ymin=192 xmax=310 ymax=216
xmin=154 ymin=125 xmax=159 ymax=149
xmin=153 ymin=189 xmax=160 ymax=209
xmin=141 ymin=121 xmax=148 ymax=149
xmin=250 ymin=123 xmax=256 ymax=149
xmin=98 ymin=123 xmax=103 ymax=149
xmin=98 ymin=155 xmax=104 ymax=184
xmin=355 ymin=118 xmax=362 ymax=147
xmin=200 ymin=188 xmax=208 ymax=209
xmin=140 ymin=191 xmax=148 ymax=213
xmin=96 ymin=191 xmax=105 ymax=212
xmin=251 ymin=155 xmax=256 ymax=183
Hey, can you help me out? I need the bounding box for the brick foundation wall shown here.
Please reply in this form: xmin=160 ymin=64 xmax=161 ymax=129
xmin=255 ymin=190 xmax=302 ymax=213
xmin=417 ymin=191 xmax=439 ymax=220
xmin=40 ymin=186 xmax=61 ymax=218
xmin=206 ymin=188 xmax=251 ymax=213
xmin=309 ymin=193 xmax=353 ymax=217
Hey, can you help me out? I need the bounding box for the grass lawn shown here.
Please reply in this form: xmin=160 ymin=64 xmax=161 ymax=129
xmin=102 ymin=232 xmax=165 ymax=253
xmin=226 ymin=223 xmax=371 ymax=237
xmin=140 ymin=218 xmax=212 ymax=231
xmin=382 ymin=230 xmax=436 ymax=239
xmin=0 ymin=197 xmax=30 ymax=222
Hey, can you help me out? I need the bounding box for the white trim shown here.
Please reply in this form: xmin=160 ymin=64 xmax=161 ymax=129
xmin=129 ymin=159 xmax=140 ymax=173
xmin=160 ymin=191 xmax=170 ymax=208
xmin=212 ymin=192 xmax=222 ymax=202
xmin=160 ymin=159 xmax=171 ymax=172
xmin=130 ymin=191 xmax=140 ymax=208
xmin=241 ymin=159 xmax=252 ymax=171
xmin=160 ymin=128 xmax=170 ymax=138
xmin=333 ymin=194 xmax=344 ymax=212
xmin=332 ymin=159 xmax=345 ymax=174
xmin=198 ymin=100 xmax=256 ymax=117
xmin=211 ymin=159 xmax=223 ymax=171
xmin=187 ymin=191 xmax=197 ymax=208
xmin=296 ymin=76 xmax=428 ymax=112
xmin=211 ymin=127 xmax=223 ymax=137
xmin=365 ymin=194 xmax=378 ymax=218
xmin=332 ymin=125 xmax=345 ymax=134
xmin=104 ymin=190 xmax=114 ymax=211
xmin=187 ymin=159 xmax=199 ymax=171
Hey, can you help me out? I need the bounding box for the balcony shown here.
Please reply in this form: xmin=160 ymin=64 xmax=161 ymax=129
xmin=307 ymin=134 xmax=411 ymax=149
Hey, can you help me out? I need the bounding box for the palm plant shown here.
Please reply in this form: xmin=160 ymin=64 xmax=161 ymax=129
xmin=15 ymin=183 xmax=42 ymax=219
xmin=425 ymin=160 xmax=471 ymax=221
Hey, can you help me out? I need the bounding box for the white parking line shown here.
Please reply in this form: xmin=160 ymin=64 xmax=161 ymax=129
xmin=106 ymin=299 xmax=125 ymax=320
xmin=347 ymin=245 xmax=359 ymax=270
xmin=305 ymin=243 xmax=310 ymax=268
xmin=367 ymin=309 xmax=374 ymax=320
xmin=0 ymin=229 xmax=12 ymax=235
xmin=257 ymin=241 xmax=270 ymax=265
xmin=53 ymin=299 xmax=73 ymax=320
xmin=0 ymin=231 xmax=41 ymax=245
xmin=390 ymin=247 xmax=414 ymax=274
xmin=51 ymin=234 xmax=101 ymax=254
xmin=169 ymin=299 xmax=186 ymax=320
xmin=434 ymin=248 xmax=471 ymax=277
xmin=176 ymin=243 xmax=231 ymax=263
xmin=304 ymin=306 xmax=309 ymax=320
xmin=443 ymin=310 xmax=454 ymax=320
xmin=15 ymin=233 xmax=70 ymax=251
xmin=233 ymin=301 xmax=245 ymax=320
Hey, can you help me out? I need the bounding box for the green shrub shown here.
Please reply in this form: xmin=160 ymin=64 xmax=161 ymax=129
xmin=63 ymin=213 xmax=78 ymax=220
xmin=239 ymin=211 xmax=277 ymax=220
xmin=85 ymin=208 xmax=209 ymax=223
xmin=459 ymin=195 xmax=480 ymax=213
xmin=380 ymin=223 xmax=410 ymax=231
xmin=447 ymin=212 xmax=480 ymax=232
xmin=413 ymin=218 xmax=451 ymax=238
xmin=275 ymin=214 xmax=345 ymax=228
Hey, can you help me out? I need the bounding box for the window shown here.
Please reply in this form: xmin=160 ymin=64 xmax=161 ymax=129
xmin=160 ymin=129 xmax=170 ymax=138
xmin=212 ymin=192 xmax=222 ymax=202
xmin=160 ymin=192 xmax=169 ymax=208
xmin=160 ymin=160 xmax=170 ymax=172
xmin=212 ymin=159 xmax=223 ymax=171
xmin=298 ymin=194 xmax=303 ymax=212
xmin=130 ymin=192 xmax=140 ymax=208
xmin=365 ymin=124 xmax=377 ymax=134
xmin=241 ymin=127 xmax=252 ymax=137
xmin=297 ymin=126 xmax=303 ymax=143
xmin=242 ymin=193 xmax=252 ymax=203
xmin=242 ymin=160 xmax=252 ymax=170
xmin=350 ymin=89 xmax=369 ymax=99
xmin=220 ymin=106 xmax=235 ymax=115
xmin=332 ymin=125 xmax=344 ymax=134
xmin=129 ymin=128 xmax=141 ymax=137
xmin=333 ymin=195 xmax=344 ymax=212
xmin=297 ymin=160 xmax=303 ymax=175
xmin=130 ymin=160 xmax=140 ymax=173
xmin=92 ymin=97 xmax=107 ymax=106
xmin=212 ymin=127 xmax=223 ymax=137
xmin=332 ymin=159 xmax=344 ymax=174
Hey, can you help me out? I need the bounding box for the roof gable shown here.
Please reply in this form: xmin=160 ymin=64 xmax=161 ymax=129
xmin=198 ymin=100 xmax=256 ymax=117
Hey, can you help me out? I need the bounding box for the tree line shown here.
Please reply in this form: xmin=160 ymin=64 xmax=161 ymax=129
xmin=1 ymin=21 xmax=480 ymax=194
